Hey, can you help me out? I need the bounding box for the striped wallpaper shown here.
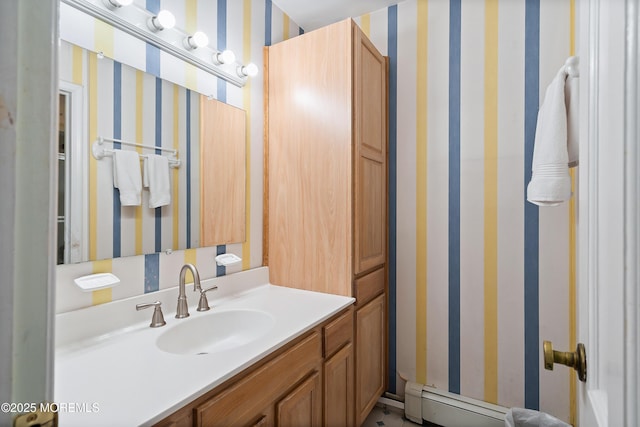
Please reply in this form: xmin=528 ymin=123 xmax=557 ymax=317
xmin=56 ymin=0 xmax=301 ymax=311
xmin=355 ymin=0 xmax=577 ymax=422
xmin=56 ymin=0 xmax=577 ymax=422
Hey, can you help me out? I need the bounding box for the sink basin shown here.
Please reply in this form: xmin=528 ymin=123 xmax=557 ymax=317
xmin=156 ymin=309 xmax=275 ymax=355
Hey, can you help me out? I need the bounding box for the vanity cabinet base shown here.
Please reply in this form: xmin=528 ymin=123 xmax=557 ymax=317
xmin=154 ymin=307 xmax=353 ymax=427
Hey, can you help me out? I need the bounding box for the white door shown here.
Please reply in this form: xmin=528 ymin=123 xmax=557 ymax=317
xmin=576 ymin=0 xmax=639 ymax=426
xmin=0 ymin=1 xmax=58 ymax=426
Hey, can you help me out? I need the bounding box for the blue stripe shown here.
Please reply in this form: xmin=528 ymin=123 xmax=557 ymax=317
xmin=217 ymin=245 xmax=226 ymax=276
xmin=387 ymin=4 xmax=398 ymax=394
xmin=448 ymin=0 xmax=461 ymax=395
xmin=113 ymin=61 xmax=122 ymax=258
xmin=146 ymin=0 xmax=159 ymax=13
xmin=186 ymin=89 xmax=192 ymax=248
xmin=145 ymin=0 xmax=160 ymax=76
xmin=155 ymin=77 xmax=162 ymax=253
xmin=524 ymin=0 xmax=540 ymax=410
xmin=217 ymin=0 xmax=227 ymax=102
xmin=146 ymin=44 xmax=160 ymax=77
xmin=265 ymin=0 xmax=272 ymax=46
xmin=144 ymin=253 xmax=160 ymax=293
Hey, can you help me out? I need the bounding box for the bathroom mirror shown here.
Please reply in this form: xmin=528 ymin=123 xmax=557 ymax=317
xmin=57 ymin=41 xmax=246 ymax=264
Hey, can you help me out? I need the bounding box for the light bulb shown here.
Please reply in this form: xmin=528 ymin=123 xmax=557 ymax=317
xmin=184 ymin=31 xmax=209 ymax=49
xmin=237 ymin=62 xmax=259 ymax=77
xmin=213 ymin=50 xmax=236 ymax=65
xmin=148 ymin=10 xmax=175 ymax=31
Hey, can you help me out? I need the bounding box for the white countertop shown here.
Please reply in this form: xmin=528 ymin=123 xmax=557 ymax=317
xmin=54 ymin=267 xmax=354 ymax=426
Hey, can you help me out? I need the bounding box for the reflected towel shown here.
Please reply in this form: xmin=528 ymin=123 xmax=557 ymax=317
xmin=112 ymin=150 xmax=142 ymax=206
xmin=143 ymin=154 xmax=171 ymax=208
xmin=527 ymin=59 xmax=578 ymax=206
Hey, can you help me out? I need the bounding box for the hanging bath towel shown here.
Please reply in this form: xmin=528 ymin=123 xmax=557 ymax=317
xmin=112 ymin=150 xmax=142 ymax=206
xmin=144 ymin=154 xmax=171 ymax=208
xmin=527 ymin=57 xmax=579 ymax=206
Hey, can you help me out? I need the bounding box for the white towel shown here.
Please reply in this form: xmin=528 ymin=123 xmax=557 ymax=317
xmin=526 ymin=58 xmax=579 ymax=206
xmin=143 ymin=154 xmax=171 ymax=208
xmin=112 ymin=150 xmax=142 ymax=206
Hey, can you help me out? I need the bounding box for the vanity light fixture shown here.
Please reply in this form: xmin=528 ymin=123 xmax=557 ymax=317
xmin=183 ymin=31 xmax=209 ymax=49
xmin=62 ymin=0 xmax=257 ymax=86
xmin=237 ymin=63 xmax=259 ymax=78
xmin=102 ymin=0 xmax=132 ymax=8
xmin=213 ymin=49 xmax=236 ymax=65
xmin=148 ymin=9 xmax=175 ymax=31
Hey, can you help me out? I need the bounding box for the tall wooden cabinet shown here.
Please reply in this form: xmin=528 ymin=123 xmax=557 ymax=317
xmin=265 ymin=19 xmax=387 ymax=426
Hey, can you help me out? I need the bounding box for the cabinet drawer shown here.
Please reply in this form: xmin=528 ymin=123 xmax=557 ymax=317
xmin=354 ymin=267 xmax=385 ymax=306
xmin=323 ymin=308 xmax=353 ymax=358
xmin=196 ymin=332 xmax=321 ymax=426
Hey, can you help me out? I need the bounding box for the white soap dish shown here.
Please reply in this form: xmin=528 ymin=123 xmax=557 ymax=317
xmin=215 ymin=253 xmax=242 ymax=267
xmin=74 ymin=273 xmax=120 ymax=292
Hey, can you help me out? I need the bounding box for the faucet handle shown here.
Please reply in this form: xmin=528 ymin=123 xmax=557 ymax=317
xmin=136 ymin=301 xmax=167 ymax=328
xmin=197 ymin=285 xmax=218 ymax=312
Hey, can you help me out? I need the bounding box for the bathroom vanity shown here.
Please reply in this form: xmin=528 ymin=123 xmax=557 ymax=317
xmin=54 ymin=267 xmax=354 ymax=426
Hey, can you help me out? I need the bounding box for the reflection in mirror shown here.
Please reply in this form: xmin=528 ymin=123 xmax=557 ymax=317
xmin=58 ymin=41 xmax=246 ymax=264
xmin=58 ymin=81 xmax=87 ymax=265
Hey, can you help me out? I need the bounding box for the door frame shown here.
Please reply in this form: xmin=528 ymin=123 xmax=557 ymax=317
xmin=578 ymin=0 xmax=639 ymax=425
xmin=0 ymin=1 xmax=59 ymax=424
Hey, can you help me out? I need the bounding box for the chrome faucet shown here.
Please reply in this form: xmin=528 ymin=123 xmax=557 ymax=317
xmin=176 ymin=263 xmax=201 ymax=319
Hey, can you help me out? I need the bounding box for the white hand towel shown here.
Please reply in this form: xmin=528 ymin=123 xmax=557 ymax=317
xmin=526 ymin=60 xmax=578 ymax=206
xmin=112 ymin=150 xmax=142 ymax=206
xmin=143 ymin=154 xmax=171 ymax=208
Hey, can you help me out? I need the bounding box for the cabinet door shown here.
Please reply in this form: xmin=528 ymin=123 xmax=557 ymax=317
xmin=324 ymin=343 xmax=354 ymax=427
xmin=276 ymin=371 xmax=322 ymax=427
xmin=353 ymin=25 xmax=387 ymax=275
xmin=355 ymin=294 xmax=385 ymax=425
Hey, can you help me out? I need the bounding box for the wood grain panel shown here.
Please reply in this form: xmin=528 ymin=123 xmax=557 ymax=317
xmin=354 ymin=24 xmax=387 ymax=275
xmin=200 ymin=98 xmax=246 ymax=246
xmin=195 ymin=332 xmax=321 ymax=426
xmin=354 ymin=267 xmax=385 ymax=306
xmin=324 ymin=343 xmax=354 ymax=427
xmin=267 ymin=20 xmax=354 ymax=296
xmin=355 ymin=294 xmax=385 ymax=426
xmin=276 ymin=371 xmax=322 ymax=427
xmin=354 ymin=28 xmax=386 ymax=163
xmin=355 ymin=156 xmax=386 ymax=273
xmin=323 ymin=307 xmax=353 ymax=358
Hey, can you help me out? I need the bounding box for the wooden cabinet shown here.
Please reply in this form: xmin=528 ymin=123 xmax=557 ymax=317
xmin=277 ymin=371 xmax=322 ymax=427
xmin=355 ymin=293 xmax=385 ymax=425
xmin=265 ymin=18 xmax=388 ymax=426
xmin=154 ymin=308 xmax=353 ymax=427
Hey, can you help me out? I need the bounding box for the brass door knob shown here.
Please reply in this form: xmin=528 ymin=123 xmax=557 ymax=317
xmin=543 ymin=340 xmax=587 ymax=382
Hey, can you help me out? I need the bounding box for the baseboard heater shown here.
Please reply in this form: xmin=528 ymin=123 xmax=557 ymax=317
xmin=404 ymin=382 xmax=508 ymax=427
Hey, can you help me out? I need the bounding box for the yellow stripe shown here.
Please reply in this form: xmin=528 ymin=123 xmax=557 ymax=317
xmin=483 ymin=0 xmax=499 ymax=405
xmin=89 ymin=53 xmax=98 ymax=260
xmin=72 ymin=45 xmax=83 ymax=85
xmin=569 ymin=1 xmax=577 ymax=423
xmin=361 ymin=14 xmax=371 ymax=38
xmin=173 ymin=85 xmax=180 ymax=251
xmin=92 ymin=259 xmax=113 ymax=305
xmin=416 ymin=0 xmax=428 ymax=385
xmin=94 ymin=19 xmax=114 ymax=59
xmin=184 ymin=248 xmax=197 ymax=283
xmin=283 ymin=14 xmax=290 ymax=40
xmin=242 ymin=0 xmax=252 ymax=270
xmin=185 ymin=1 xmax=198 ymax=90
xmin=135 ymin=71 xmax=143 ymax=255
